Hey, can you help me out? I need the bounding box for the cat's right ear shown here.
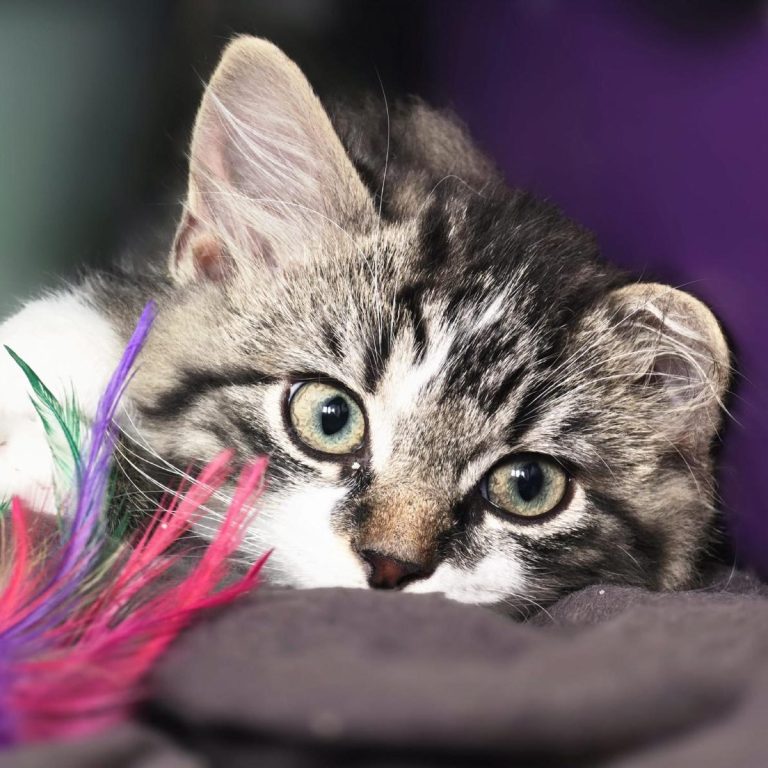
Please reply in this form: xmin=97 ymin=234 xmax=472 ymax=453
xmin=606 ymin=283 xmax=731 ymax=450
xmin=170 ymin=36 xmax=375 ymax=283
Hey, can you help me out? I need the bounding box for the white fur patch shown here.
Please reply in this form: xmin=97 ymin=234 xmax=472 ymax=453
xmin=249 ymin=484 xmax=367 ymax=588
xmin=0 ymin=292 xmax=122 ymax=513
xmin=473 ymin=292 xmax=506 ymax=332
xmin=367 ymin=319 xmax=454 ymax=471
xmin=406 ymin=551 xmax=527 ymax=605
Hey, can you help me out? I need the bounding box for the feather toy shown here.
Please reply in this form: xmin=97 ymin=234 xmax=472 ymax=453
xmin=0 ymin=303 xmax=267 ymax=746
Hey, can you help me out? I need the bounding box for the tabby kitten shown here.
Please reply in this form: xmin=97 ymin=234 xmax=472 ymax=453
xmin=0 ymin=37 xmax=730 ymax=610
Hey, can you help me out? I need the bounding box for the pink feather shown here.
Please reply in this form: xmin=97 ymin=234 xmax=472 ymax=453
xmin=2 ymin=454 xmax=267 ymax=744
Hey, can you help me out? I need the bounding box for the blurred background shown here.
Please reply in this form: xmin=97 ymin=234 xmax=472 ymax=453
xmin=1 ymin=0 xmax=766 ymax=573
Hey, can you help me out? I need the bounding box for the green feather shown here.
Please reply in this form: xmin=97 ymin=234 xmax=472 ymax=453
xmin=4 ymin=345 xmax=83 ymax=478
xmin=4 ymin=345 xmax=84 ymax=516
xmin=2 ymin=346 xmax=133 ymax=537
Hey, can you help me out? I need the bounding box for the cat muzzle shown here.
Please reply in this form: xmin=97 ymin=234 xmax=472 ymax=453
xmin=357 ymin=549 xmax=435 ymax=590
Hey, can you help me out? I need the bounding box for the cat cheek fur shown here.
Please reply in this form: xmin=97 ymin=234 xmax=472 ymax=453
xmin=406 ymin=553 xmax=528 ymax=607
xmin=249 ymin=485 xmax=368 ymax=589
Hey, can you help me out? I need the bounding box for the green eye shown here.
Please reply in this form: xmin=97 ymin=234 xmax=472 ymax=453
xmin=288 ymin=381 xmax=366 ymax=455
xmin=484 ymin=455 xmax=568 ymax=519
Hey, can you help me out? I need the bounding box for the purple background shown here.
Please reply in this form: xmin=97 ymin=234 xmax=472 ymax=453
xmin=426 ymin=1 xmax=768 ymax=571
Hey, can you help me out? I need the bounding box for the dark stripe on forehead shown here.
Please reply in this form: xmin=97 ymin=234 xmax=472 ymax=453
xmin=485 ymin=362 xmax=529 ymax=414
xmin=551 ymin=412 xmax=596 ymax=443
xmin=444 ymin=282 xmax=485 ymax=321
xmin=139 ymin=368 xmax=277 ymax=419
xmin=419 ymin=197 xmax=452 ymax=272
xmin=504 ymin=373 xmax=562 ymax=447
xmin=322 ymin=322 xmax=344 ymax=362
xmin=361 ymin=327 xmax=393 ymax=394
xmin=395 ymin=283 xmax=428 ymax=363
xmin=444 ymin=324 xmax=527 ymax=408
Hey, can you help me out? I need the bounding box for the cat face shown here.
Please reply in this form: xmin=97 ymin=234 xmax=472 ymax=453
xmin=123 ymin=38 xmax=730 ymax=611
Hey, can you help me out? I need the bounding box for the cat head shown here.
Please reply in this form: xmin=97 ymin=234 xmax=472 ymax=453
xmin=128 ymin=37 xmax=730 ymax=610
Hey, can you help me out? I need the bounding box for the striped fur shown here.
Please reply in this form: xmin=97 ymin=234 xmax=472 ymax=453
xmin=16 ymin=37 xmax=732 ymax=612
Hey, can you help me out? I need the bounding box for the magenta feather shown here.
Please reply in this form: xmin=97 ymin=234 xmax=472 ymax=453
xmin=0 ymin=304 xmax=267 ymax=746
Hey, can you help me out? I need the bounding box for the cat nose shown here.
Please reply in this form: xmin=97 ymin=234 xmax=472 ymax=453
xmin=359 ymin=550 xmax=434 ymax=590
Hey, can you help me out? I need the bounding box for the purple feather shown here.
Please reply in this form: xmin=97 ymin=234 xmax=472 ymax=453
xmin=61 ymin=301 xmax=157 ymax=567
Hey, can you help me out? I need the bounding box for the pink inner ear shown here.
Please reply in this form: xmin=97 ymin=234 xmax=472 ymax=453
xmin=192 ymin=234 xmax=228 ymax=281
xmin=171 ymin=37 xmax=376 ymax=283
xmin=171 ymin=210 xmax=228 ymax=282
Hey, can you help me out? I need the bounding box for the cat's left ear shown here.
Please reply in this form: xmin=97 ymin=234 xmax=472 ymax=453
xmin=607 ymin=283 xmax=731 ymax=446
xmin=171 ymin=36 xmax=375 ymax=283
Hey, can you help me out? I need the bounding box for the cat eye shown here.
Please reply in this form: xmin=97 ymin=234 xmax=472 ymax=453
xmin=482 ymin=455 xmax=568 ymax=519
xmin=287 ymin=381 xmax=366 ymax=456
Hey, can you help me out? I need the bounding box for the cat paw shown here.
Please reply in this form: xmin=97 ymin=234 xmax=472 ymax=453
xmin=0 ymin=410 xmax=57 ymax=515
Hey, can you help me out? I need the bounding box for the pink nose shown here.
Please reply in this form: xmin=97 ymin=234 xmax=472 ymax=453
xmin=359 ymin=550 xmax=434 ymax=590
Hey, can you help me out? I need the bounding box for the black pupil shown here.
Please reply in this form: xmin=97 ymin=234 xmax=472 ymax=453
xmin=321 ymin=395 xmax=350 ymax=436
xmin=514 ymin=462 xmax=543 ymax=502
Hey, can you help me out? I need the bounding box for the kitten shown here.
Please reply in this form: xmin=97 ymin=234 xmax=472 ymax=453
xmin=0 ymin=37 xmax=730 ymax=610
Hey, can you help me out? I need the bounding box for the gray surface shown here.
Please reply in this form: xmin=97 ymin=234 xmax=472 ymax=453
xmin=3 ymin=569 xmax=768 ymax=767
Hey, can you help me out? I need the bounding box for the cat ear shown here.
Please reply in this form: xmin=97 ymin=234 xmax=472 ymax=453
xmin=171 ymin=36 xmax=375 ymax=283
xmin=608 ymin=283 xmax=731 ymax=446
